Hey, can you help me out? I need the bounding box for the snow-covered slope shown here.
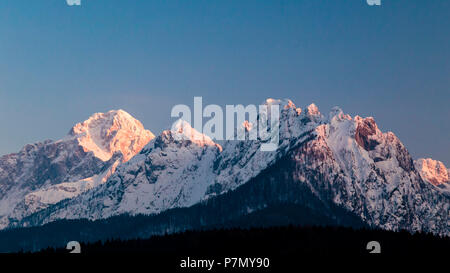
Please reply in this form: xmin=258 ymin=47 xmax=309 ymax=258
xmin=6 ymin=100 xmax=450 ymax=236
xmin=24 ymin=119 xmax=223 ymax=220
xmin=292 ymin=109 xmax=449 ymax=235
xmin=0 ymin=110 xmax=154 ymax=228
xmin=71 ymin=109 xmax=154 ymax=162
xmin=17 ymin=100 xmax=320 ymax=222
xmin=415 ymin=158 xmax=450 ymax=192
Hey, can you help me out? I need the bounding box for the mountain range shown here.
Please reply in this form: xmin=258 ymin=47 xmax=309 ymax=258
xmin=0 ymin=99 xmax=448 ymax=242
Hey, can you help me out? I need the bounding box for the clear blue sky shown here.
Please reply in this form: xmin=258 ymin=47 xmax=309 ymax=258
xmin=0 ymin=0 xmax=449 ymax=165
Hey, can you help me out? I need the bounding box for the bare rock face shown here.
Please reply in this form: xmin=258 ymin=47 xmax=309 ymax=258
xmin=355 ymin=117 xmax=381 ymax=151
xmin=415 ymin=158 xmax=449 ymax=186
xmin=0 ymin=110 xmax=154 ymax=228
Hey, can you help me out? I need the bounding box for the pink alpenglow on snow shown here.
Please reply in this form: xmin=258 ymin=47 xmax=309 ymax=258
xmin=70 ymin=109 xmax=155 ymax=162
xmin=415 ymin=158 xmax=449 ymax=186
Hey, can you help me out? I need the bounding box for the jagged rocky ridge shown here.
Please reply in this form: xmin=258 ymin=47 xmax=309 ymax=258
xmin=0 ymin=110 xmax=154 ymax=228
xmin=10 ymin=99 xmax=449 ymax=236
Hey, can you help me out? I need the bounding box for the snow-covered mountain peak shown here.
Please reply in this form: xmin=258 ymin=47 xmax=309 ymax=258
xmin=329 ymin=106 xmax=343 ymax=117
xmin=353 ymin=116 xmax=384 ymax=151
xmin=0 ymin=109 xmax=156 ymax=228
xmin=168 ymin=119 xmax=221 ymax=150
xmin=306 ymin=103 xmax=320 ymax=116
xmin=265 ymin=98 xmax=290 ymax=106
xmin=415 ymin=158 xmax=449 ymax=186
xmin=328 ymin=106 xmax=352 ymax=123
xmin=264 ymin=98 xmax=301 ymax=114
xmin=70 ymin=110 xmax=155 ymax=162
xmin=3 ymin=99 xmax=449 ymax=237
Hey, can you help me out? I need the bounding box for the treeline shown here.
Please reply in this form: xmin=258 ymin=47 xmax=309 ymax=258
xmin=0 ymin=156 xmax=367 ymax=253
xmin=37 ymin=225 xmax=449 ymax=256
